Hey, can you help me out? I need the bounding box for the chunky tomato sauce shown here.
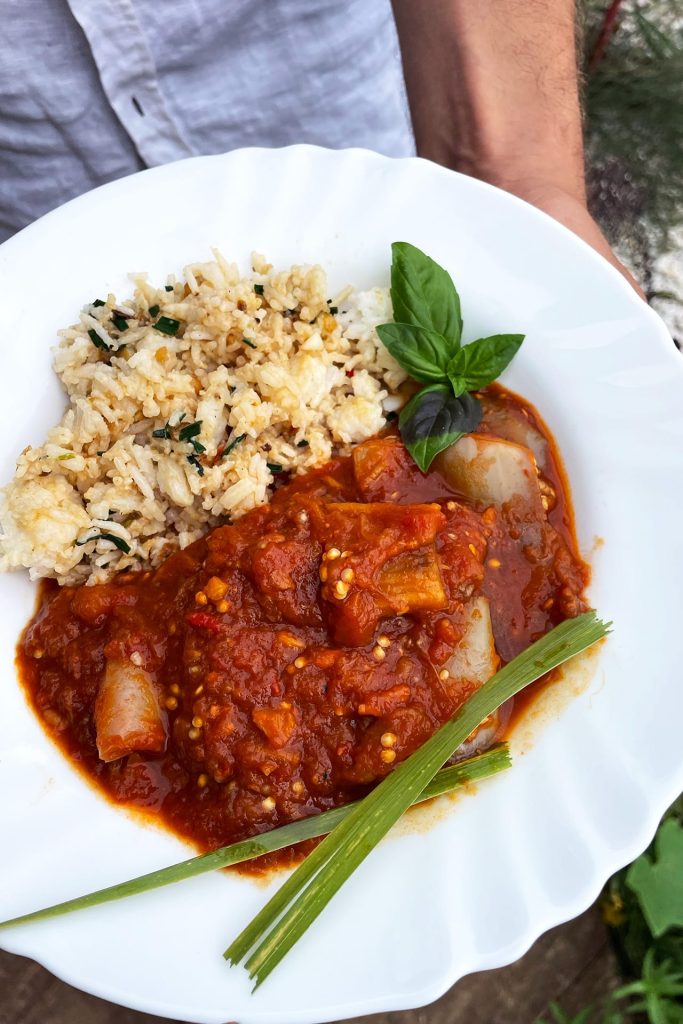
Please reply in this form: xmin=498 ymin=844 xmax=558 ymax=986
xmin=18 ymin=386 xmax=588 ymax=869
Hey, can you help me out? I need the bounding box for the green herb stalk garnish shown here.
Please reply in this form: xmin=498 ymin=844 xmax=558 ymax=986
xmin=87 ymin=328 xmax=110 ymax=352
xmin=376 ymin=243 xmax=524 ymax=471
xmin=177 ymin=420 xmax=206 ymax=455
xmin=178 ymin=420 xmax=202 ymax=442
xmin=225 ymin=612 xmax=609 ymax=988
xmin=111 ymin=314 xmax=129 ymax=333
xmin=153 ymin=413 xmax=190 ymax=442
xmin=154 ymin=316 xmax=181 ymax=337
xmin=0 ymin=746 xmax=510 ymax=931
xmin=221 ymin=433 xmax=247 ymax=459
xmin=75 ymin=532 xmax=131 ymax=554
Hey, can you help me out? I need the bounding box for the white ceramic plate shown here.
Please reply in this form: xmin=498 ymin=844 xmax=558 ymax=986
xmin=1 ymin=147 xmax=681 ymax=1024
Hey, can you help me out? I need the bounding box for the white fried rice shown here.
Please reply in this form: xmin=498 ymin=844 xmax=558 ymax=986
xmin=0 ymin=251 xmax=405 ymax=585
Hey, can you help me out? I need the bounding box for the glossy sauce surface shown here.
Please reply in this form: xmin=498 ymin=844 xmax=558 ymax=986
xmin=18 ymin=386 xmax=588 ymax=870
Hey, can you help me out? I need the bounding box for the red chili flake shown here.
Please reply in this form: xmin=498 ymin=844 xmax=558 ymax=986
xmin=186 ymin=611 xmax=221 ymax=633
xmin=345 ymin=369 xmax=355 ymax=378
xmin=213 ymin=442 xmax=225 ymax=466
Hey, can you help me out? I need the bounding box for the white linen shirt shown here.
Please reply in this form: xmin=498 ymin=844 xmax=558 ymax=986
xmin=0 ymin=0 xmax=414 ymax=241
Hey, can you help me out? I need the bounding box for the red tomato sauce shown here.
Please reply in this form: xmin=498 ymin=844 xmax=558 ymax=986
xmin=17 ymin=385 xmax=588 ymax=871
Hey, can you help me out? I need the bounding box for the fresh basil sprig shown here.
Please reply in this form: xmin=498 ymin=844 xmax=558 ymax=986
xmin=376 ymin=242 xmax=524 ymax=471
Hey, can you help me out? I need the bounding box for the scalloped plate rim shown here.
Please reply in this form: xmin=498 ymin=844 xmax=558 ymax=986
xmin=0 ymin=145 xmax=681 ymax=1024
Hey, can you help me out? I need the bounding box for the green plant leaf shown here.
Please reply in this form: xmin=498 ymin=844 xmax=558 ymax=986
xmin=447 ymin=334 xmax=525 ymax=396
xmin=602 ymin=1009 xmax=627 ymax=1024
xmin=390 ymin=242 xmax=463 ymax=344
xmin=614 ymin=950 xmax=683 ymax=1024
xmin=398 ymin=384 xmax=482 ymax=472
xmin=634 ymin=9 xmax=678 ymax=60
xmin=544 ymin=1002 xmax=594 ymax=1024
xmin=375 ymin=322 xmax=451 ymax=384
xmin=626 ymin=819 xmax=683 ymax=938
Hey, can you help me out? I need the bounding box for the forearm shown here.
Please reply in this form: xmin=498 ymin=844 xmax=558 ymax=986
xmin=392 ymin=0 xmax=586 ymax=203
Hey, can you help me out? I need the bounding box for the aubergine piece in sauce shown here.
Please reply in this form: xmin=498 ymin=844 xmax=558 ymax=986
xmin=95 ymin=659 xmax=167 ymax=763
xmin=446 ymin=596 xmax=499 ymax=686
xmin=478 ymin=392 xmax=549 ymax=471
xmin=446 ymin=596 xmax=502 ymax=759
xmin=436 ymin=433 xmax=544 ymax=514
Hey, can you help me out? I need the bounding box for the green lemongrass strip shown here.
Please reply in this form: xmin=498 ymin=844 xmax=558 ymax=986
xmin=0 ymin=747 xmax=510 ymax=932
xmin=226 ymin=612 xmax=609 ymax=986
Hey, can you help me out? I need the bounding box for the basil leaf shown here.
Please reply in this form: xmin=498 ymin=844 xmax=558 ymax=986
xmin=447 ymin=334 xmax=524 ymax=395
xmin=390 ymin=242 xmax=463 ymax=346
xmin=399 ymin=385 xmax=482 ymax=472
xmin=375 ymin=322 xmax=451 ymax=384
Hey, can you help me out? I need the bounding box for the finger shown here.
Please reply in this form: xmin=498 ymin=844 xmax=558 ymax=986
xmin=566 ymin=212 xmax=647 ymax=301
xmin=536 ymin=193 xmax=647 ymax=301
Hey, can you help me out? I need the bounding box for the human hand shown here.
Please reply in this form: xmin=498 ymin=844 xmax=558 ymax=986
xmin=509 ymin=180 xmax=646 ymax=300
xmin=390 ymin=0 xmax=646 ymax=302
